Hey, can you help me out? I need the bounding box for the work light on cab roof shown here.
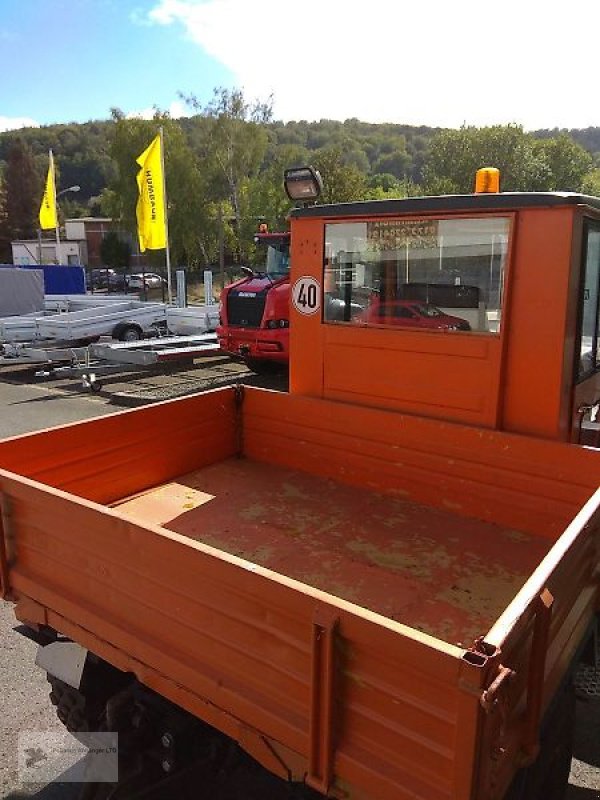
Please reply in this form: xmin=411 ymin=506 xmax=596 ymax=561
xmin=284 ymin=165 xmax=323 ymax=203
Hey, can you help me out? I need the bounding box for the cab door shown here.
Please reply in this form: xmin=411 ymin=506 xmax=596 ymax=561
xmin=573 ymin=221 xmax=600 ymax=444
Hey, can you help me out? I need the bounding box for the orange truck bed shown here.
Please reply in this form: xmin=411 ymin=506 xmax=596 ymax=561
xmin=1 ymin=386 xmax=599 ymax=799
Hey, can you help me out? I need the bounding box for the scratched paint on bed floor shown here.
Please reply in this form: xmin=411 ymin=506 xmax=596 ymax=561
xmin=115 ymin=457 xmax=550 ymax=646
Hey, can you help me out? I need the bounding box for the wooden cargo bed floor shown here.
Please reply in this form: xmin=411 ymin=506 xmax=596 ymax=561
xmin=114 ymin=457 xmax=550 ymax=646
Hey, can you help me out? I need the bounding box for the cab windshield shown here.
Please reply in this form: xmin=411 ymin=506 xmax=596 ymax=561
xmin=265 ymin=243 xmax=290 ymax=278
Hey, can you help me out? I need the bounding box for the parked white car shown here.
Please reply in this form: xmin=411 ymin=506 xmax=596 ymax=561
xmin=126 ymin=273 xmax=165 ymax=290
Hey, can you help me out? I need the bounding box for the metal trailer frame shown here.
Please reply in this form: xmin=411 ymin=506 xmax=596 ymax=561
xmin=0 ymin=342 xmax=90 ymax=366
xmin=165 ymin=304 xmax=219 ymax=337
xmin=89 ymin=334 xmax=219 ymax=366
xmin=0 ymin=334 xmax=221 ymax=394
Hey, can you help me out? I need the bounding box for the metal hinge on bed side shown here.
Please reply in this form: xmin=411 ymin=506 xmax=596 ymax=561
xmin=480 ymin=665 xmax=516 ymax=714
xmin=307 ymin=608 xmax=339 ymax=796
xmin=234 ymin=384 xmax=245 ymax=456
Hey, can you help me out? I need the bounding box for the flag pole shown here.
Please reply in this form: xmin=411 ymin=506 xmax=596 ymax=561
xmin=50 ymin=150 xmax=60 ymax=258
xmin=159 ymin=127 xmax=172 ymax=303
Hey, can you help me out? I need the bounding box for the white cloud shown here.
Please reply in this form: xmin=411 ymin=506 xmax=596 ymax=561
xmin=0 ymin=116 xmax=39 ymax=133
xmin=126 ymin=99 xmax=191 ymax=120
xmin=147 ymin=0 xmax=600 ymax=130
xmin=168 ymin=99 xmax=190 ymax=119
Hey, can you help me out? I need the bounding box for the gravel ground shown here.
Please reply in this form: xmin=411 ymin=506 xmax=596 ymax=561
xmin=0 ymin=365 xmax=597 ymax=799
xmin=0 ymin=382 xmax=115 ymax=799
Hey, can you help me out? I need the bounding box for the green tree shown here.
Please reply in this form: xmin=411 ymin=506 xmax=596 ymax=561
xmin=100 ymin=230 xmax=131 ymax=268
xmin=581 ymin=168 xmax=600 ymax=197
xmin=4 ymin=138 xmax=39 ymax=241
xmin=312 ymin=146 xmax=367 ymax=204
xmin=373 ymin=149 xmax=411 ymax=179
xmin=181 ymin=87 xmax=273 ymax=253
xmin=534 ymin=134 xmax=592 ymax=191
xmin=366 ymin=173 xmax=421 ymax=200
xmin=107 ymin=109 xmax=205 ymax=267
xmin=248 ymin=145 xmax=309 ymax=224
xmin=0 ymin=176 xmax=10 ymax=261
xmin=423 ymin=125 xmax=592 ymax=194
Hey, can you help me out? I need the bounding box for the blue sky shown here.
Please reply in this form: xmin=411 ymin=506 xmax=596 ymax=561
xmin=2 ymin=0 xmax=600 ymax=133
xmin=0 ymin=0 xmax=231 ymax=129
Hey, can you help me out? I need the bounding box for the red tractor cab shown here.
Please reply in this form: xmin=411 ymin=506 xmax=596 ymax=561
xmin=217 ymin=231 xmax=291 ymax=368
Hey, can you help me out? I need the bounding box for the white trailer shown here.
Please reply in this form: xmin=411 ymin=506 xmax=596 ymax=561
xmin=165 ymin=304 xmax=219 ymax=336
xmin=35 ymin=301 xmax=166 ymax=343
xmin=0 ymin=301 xmax=168 ymax=366
xmin=0 ymin=295 xmax=146 ymax=344
xmin=0 ymin=312 xmax=51 ymax=344
xmin=44 ymin=294 xmax=139 ymax=312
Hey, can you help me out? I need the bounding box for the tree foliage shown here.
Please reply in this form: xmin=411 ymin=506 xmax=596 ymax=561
xmin=4 ymin=138 xmax=39 ymax=241
xmin=312 ymin=146 xmax=367 ymax=204
xmin=100 ymin=230 xmax=131 ymax=268
xmin=181 ymin=88 xmax=272 ymax=235
xmin=3 ymin=98 xmax=600 ymax=267
xmin=423 ymin=125 xmax=593 ymax=194
xmin=107 ymin=109 xmax=204 ymax=266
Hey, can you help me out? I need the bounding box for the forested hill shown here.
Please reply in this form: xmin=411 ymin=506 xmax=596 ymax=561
xmin=3 ymin=115 xmax=600 ymax=209
xmin=4 ymin=108 xmax=600 ymax=267
xmin=0 ymin=117 xmax=439 ymax=206
xmin=535 ymin=126 xmax=600 ymax=154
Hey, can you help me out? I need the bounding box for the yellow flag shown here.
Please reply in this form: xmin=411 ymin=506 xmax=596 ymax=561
xmin=136 ymin=134 xmax=166 ymax=252
xmin=39 ymin=151 xmax=57 ymax=230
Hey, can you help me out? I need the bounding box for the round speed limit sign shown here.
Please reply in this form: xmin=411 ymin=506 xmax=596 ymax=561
xmin=292 ymin=276 xmax=320 ymax=315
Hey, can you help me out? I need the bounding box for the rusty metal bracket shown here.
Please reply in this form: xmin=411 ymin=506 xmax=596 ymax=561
xmin=480 ymin=665 xmax=516 ymax=713
xmin=306 ymin=607 xmax=339 ymax=795
xmin=520 ymin=588 xmax=554 ymax=764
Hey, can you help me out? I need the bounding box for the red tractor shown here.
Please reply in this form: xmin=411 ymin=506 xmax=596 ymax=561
xmin=217 ymin=229 xmax=291 ymax=369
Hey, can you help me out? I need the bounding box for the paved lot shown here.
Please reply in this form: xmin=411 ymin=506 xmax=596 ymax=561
xmin=0 ymin=372 xmax=597 ymax=798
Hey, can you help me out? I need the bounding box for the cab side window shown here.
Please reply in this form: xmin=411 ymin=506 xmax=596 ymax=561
xmin=577 ymin=225 xmax=600 ymax=380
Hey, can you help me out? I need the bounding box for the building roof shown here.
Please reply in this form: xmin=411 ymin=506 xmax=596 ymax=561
xmin=65 ymin=217 xmax=113 ymax=223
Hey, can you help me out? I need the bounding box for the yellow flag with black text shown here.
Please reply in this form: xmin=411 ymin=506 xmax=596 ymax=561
xmin=136 ymin=135 xmax=166 ymax=252
xmin=39 ymin=151 xmax=57 ymax=230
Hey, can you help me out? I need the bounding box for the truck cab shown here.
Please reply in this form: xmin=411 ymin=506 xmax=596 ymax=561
xmin=217 ymin=230 xmax=291 ymax=367
xmin=289 ymin=190 xmax=600 ymax=445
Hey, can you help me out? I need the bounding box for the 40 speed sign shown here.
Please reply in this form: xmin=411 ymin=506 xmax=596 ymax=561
xmin=292 ymin=276 xmax=320 ymax=315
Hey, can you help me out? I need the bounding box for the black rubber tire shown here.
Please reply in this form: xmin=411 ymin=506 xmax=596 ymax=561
xmin=48 ymin=675 xmax=103 ymax=733
xmin=47 ymin=659 xmax=132 ymax=735
xmin=535 ymin=687 xmax=575 ymax=800
xmin=504 ymin=683 xmax=575 ymax=800
xmin=114 ymin=323 xmax=143 ymax=342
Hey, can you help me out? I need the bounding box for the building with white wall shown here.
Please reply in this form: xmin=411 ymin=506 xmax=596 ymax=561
xmin=11 ymin=218 xmax=139 ymax=269
xmin=11 ymin=238 xmax=83 ymax=266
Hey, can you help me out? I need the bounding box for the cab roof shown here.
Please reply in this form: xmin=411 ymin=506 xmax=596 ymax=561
xmin=289 ymin=192 xmax=600 ymax=219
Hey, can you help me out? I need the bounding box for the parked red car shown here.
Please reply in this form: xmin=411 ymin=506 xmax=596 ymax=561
xmin=360 ymin=299 xmax=471 ymax=331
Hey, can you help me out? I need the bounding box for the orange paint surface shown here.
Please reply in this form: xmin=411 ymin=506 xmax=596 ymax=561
xmin=3 ymin=195 xmax=600 ymax=799
xmin=1 ymin=384 xmax=599 ymax=799
xmin=288 ymin=202 xmax=600 ymax=443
